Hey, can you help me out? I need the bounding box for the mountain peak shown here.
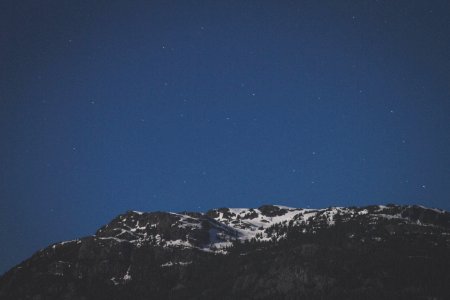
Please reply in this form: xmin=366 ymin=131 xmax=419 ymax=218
xmin=88 ymin=204 xmax=450 ymax=254
xmin=1 ymin=203 xmax=449 ymax=300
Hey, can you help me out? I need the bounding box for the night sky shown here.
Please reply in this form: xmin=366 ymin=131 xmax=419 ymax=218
xmin=1 ymin=0 xmax=450 ymax=274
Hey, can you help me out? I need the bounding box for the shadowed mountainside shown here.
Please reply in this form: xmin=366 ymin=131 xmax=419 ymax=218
xmin=1 ymin=204 xmax=450 ymax=299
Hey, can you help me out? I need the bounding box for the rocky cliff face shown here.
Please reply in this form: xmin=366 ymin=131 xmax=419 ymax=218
xmin=1 ymin=204 xmax=450 ymax=299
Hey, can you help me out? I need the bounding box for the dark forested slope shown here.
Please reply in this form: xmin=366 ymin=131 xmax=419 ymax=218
xmin=1 ymin=204 xmax=449 ymax=299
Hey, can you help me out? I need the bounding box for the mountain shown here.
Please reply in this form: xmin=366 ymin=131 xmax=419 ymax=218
xmin=1 ymin=204 xmax=450 ymax=299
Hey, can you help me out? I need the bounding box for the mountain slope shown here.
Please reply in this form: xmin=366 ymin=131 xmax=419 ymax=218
xmin=1 ymin=204 xmax=450 ymax=299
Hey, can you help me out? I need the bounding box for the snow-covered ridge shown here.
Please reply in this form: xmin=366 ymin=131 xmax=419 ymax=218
xmin=51 ymin=204 xmax=449 ymax=254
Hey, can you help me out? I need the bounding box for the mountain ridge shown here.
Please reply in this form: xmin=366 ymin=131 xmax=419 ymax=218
xmin=1 ymin=203 xmax=450 ymax=299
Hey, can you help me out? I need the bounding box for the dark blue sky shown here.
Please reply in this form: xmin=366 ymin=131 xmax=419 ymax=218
xmin=1 ymin=0 xmax=450 ymax=274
